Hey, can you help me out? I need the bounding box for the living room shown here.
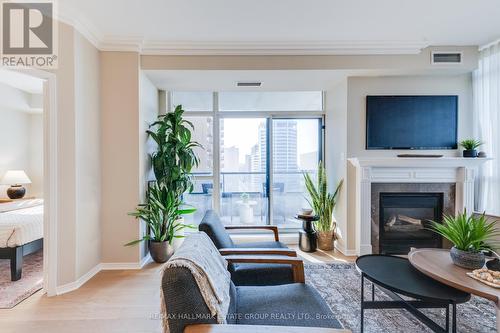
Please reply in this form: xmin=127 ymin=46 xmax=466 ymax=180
xmin=0 ymin=1 xmax=499 ymax=333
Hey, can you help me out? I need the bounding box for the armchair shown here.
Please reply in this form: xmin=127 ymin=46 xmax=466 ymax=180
xmin=161 ymin=237 xmax=347 ymax=333
xmin=199 ymin=210 xmax=295 ymax=286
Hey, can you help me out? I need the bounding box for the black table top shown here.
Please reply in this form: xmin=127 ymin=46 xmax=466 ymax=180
xmin=356 ymin=255 xmax=471 ymax=304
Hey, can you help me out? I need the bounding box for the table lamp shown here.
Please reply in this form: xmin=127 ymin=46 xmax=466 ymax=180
xmin=0 ymin=170 xmax=32 ymax=199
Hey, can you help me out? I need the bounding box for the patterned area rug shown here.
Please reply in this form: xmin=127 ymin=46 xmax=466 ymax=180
xmin=305 ymin=263 xmax=496 ymax=333
xmin=0 ymin=250 xmax=43 ymax=308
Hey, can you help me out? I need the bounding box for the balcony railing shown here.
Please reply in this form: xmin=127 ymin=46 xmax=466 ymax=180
xmin=184 ymin=170 xmax=316 ymax=226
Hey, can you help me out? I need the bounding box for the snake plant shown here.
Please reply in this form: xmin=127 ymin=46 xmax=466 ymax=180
xmin=303 ymin=163 xmax=344 ymax=234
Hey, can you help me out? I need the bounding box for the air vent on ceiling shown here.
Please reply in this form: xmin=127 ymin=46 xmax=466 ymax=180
xmin=431 ymin=52 xmax=462 ymax=65
xmin=237 ymin=82 xmax=262 ymax=87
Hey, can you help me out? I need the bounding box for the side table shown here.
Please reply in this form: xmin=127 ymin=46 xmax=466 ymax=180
xmin=295 ymin=214 xmax=318 ymax=252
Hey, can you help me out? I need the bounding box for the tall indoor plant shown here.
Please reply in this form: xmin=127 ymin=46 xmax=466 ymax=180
xmin=127 ymin=105 xmax=201 ymax=262
xmin=429 ymin=211 xmax=499 ymax=269
xmin=303 ymin=163 xmax=344 ymax=251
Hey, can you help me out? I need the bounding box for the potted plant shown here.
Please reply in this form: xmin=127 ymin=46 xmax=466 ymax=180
xmin=459 ymin=139 xmax=483 ymax=158
xmin=303 ymin=163 xmax=344 ymax=251
xmin=429 ymin=211 xmax=499 ymax=269
xmin=238 ymin=193 xmax=253 ymax=224
xmin=126 ymin=105 xmax=201 ymax=262
xmin=126 ymin=183 xmax=195 ymax=263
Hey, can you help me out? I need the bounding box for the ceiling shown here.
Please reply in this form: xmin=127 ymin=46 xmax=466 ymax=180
xmin=59 ymin=0 xmax=500 ymax=54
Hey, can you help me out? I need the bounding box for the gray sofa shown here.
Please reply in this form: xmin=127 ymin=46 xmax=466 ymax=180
xmin=161 ymin=239 xmax=345 ymax=333
xmin=199 ymin=210 xmax=295 ymax=286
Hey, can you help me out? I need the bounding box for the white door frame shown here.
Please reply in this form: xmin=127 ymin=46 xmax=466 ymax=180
xmin=8 ymin=67 xmax=58 ymax=296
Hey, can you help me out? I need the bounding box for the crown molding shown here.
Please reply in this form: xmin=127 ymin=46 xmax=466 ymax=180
xmin=127 ymin=39 xmax=428 ymax=55
xmin=56 ymin=8 xmax=429 ymax=55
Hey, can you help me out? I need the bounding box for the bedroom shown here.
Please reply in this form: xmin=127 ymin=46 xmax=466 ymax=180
xmin=0 ymin=70 xmax=44 ymax=308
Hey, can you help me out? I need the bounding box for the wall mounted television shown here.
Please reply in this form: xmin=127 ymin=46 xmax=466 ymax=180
xmin=366 ymin=95 xmax=458 ymax=150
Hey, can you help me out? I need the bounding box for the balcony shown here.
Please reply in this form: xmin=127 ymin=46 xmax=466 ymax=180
xmin=183 ymin=171 xmax=315 ymax=228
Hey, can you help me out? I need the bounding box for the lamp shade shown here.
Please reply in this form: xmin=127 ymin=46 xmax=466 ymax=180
xmin=0 ymin=170 xmax=32 ymax=185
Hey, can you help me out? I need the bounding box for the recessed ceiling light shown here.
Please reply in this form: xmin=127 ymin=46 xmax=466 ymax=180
xmin=237 ymin=82 xmax=262 ymax=87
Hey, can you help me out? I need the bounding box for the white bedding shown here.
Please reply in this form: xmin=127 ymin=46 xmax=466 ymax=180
xmin=0 ymin=200 xmax=44 ymax=248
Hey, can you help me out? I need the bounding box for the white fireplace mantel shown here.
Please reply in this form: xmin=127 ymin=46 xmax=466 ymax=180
xmin=348 ymin=157 xmax=493 ymax=256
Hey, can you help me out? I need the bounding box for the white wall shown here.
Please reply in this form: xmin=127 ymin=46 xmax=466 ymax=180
xmin=325 ymin=79 xmax=349 ymax=253
xmin=74 ymin=31 xmax=102 ymax=279
xmin=139 ymin=72 xmax=159 ymax=259
xmin=347 ymin=74 xmax=473 ymax=158
xmin=0 ymin=82 xmax=43 ymax=199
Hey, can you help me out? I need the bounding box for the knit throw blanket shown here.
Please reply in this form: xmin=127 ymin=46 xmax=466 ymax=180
xmin=160 ymin=232 xmax=231 ymax=332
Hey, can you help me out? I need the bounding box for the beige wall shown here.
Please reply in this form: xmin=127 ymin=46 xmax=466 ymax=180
xmin=346 ymin=74 xmax=474 ymax=158
xmin=101 ymin=51 xmax=142 ymax=263
xmin=74 ymin=31 xmax=102 ymax=278
xmin=141 ymin=46 xmax=478 ymax=71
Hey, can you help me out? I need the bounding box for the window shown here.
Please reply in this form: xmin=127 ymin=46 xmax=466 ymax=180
xmin=172 ymin=91 xmax=324 ymax=227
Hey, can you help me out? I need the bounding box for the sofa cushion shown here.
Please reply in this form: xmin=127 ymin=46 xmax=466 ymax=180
xmin=235 ymin=283 xmax=343 ymax=329
xmin=199 ymin=210 xmax=234 ymax=249
xmin=234 ymin=241 xmax=288 ymax=248
xmin=231 ymin=263 xmax=294 ymax=286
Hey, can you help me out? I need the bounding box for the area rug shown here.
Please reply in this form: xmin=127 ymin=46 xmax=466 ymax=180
xmin=305 ymin=263 xmax=496 ymax=333
xmin=0 ymin=250 xmax=43 ymax=308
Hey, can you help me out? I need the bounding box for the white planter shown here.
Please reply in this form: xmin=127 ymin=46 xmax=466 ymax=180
xmin=238 ymin=204 xmax=254 ymax=224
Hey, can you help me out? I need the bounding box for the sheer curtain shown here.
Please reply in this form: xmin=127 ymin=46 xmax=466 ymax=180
xmin=473 ymin=41 xmax=500 ymax=216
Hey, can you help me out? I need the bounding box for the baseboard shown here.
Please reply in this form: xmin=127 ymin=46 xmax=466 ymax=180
xmin=100 ymin=262 xmax=142 ymax=270
xmin=140 ymin=253 xmax=151 ymax=268
xmin=334 ymin=243 xmax=357 ymax=257
xmin=55 ymin=263 xmax=101 ymax=295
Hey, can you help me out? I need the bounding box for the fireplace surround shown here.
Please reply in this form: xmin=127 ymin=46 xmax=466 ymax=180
xmin=371 ymin=183 xmax=455 ymax=254
xmin=347 ymin=157 xmax=491 ymax=256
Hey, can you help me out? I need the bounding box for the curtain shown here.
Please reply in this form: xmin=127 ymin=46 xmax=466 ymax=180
xmin=473 ymin=41 xmax=500 ymax=216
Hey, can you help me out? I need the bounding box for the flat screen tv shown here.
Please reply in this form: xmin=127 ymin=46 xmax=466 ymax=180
xmin=366 ymin=95 xmax=458 ymax=150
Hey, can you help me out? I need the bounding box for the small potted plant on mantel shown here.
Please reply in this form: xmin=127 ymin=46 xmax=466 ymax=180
xmin=303 ymin=163 xmax=344 ymax=251
xmin=126 ymin=105 xmax=201 ymax=263
xmin=459 ymin=139 xmax=483 ymax=158
xmin=429 ymin=211 xmax=499 ymax=269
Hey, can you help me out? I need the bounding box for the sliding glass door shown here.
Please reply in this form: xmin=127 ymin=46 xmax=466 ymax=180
xmin=172 ymin=91 xmax=324 ymax=228
xmin=219 ymin=118 xmax=268 ymax=225
xmin=271 ymin=119 xmax=322 ymax=227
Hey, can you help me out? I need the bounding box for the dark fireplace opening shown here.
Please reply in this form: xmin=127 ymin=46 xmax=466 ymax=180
xmin=379 ymin=192 xmax=443 ymax=254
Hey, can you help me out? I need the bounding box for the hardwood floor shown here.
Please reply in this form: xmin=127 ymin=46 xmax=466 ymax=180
xmin=0 ymin=247 xmax=356 ymax=333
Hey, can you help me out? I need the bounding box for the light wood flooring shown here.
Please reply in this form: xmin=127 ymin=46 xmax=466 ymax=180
xmin=0 ymin=248 xmax=356 ymax=333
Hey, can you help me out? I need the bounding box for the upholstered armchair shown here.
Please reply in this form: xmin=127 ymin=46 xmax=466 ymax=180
xmin=199 ymin=210 xmax=296 ymax=286
xmin=161 ymin=236 xmax=347 ymax=333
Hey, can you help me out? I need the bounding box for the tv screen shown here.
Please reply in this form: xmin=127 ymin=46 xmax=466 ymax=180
xmin=366 ymin=95 xmax=458 ymax=150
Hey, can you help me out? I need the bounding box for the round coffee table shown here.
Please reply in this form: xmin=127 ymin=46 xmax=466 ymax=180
xmin=356 ymin=254 xmax=470 ymax=333
xmin=409 ymin=248 xmax=500 ymax=331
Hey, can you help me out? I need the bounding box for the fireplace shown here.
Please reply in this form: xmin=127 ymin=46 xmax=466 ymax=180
xmin=378 ymin=193 xmax=443 ymax=254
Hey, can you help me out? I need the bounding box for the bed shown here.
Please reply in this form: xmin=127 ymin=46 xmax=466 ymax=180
xmin=0 ymin=199 xmax=44 ymax=281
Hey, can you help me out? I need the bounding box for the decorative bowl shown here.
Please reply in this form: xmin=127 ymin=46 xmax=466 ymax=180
xmin=300 ymin=208 xmax=313 ymax=216
xmin=450 ymin=246 xmax=485 ymax=270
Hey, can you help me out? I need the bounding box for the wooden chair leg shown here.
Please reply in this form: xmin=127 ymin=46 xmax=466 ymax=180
xmin=11 ymin=247 xmax=23 ymax=281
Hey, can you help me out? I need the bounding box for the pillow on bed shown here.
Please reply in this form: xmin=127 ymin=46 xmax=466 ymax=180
xmin=0 ymin=199 xmax=44 ymax=213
